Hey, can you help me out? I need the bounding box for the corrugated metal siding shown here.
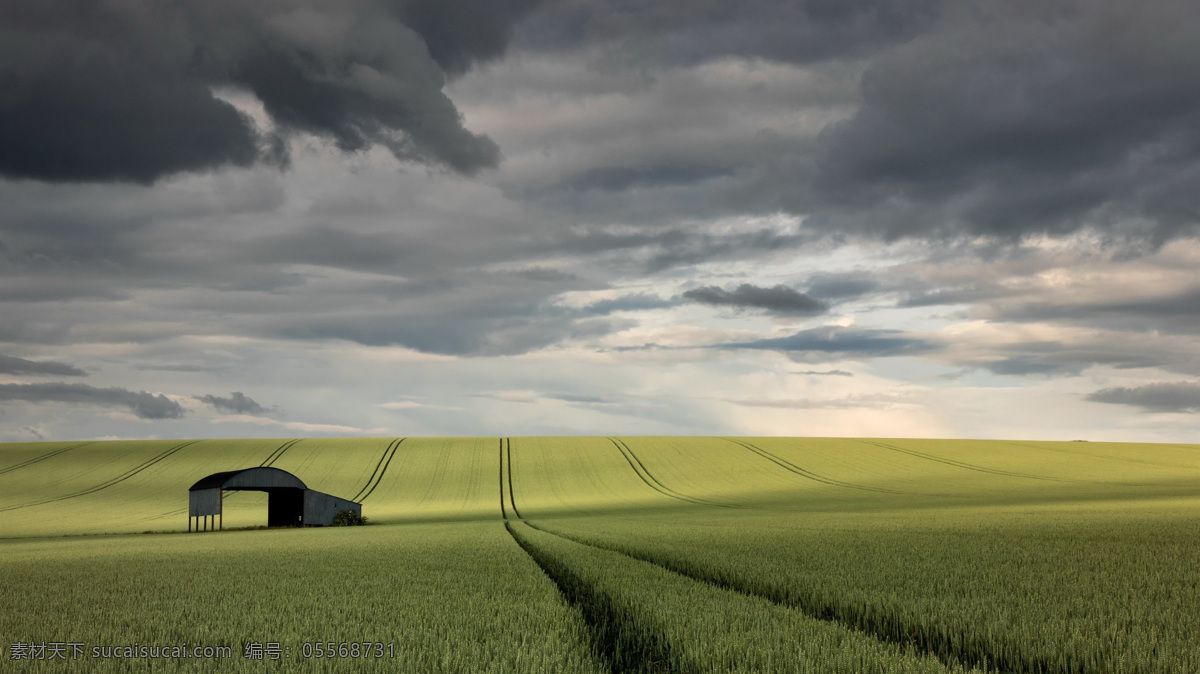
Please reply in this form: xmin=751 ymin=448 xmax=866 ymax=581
xmin=222 ymin=467 xmax=306 ymax=491
xmin=303 ymin=490 xmax=362 ymax=526
xmin=189 ymin=488 xmax=221 ymax=517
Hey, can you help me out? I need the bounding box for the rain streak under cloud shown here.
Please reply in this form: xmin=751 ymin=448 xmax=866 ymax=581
xmin=1 ymin=0 xmax=1199 ymax=443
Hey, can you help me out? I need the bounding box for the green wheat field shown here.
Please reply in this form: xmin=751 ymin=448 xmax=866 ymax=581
xmin=1 ymin=436 xmax=1197 ymax=672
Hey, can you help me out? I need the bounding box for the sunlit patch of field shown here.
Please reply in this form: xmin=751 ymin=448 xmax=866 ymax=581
xmin=1 ymin=436 xmax=1197 ymax=672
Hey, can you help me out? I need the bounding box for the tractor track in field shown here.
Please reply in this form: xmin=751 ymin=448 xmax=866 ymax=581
xmin=0 ymin=440 xmax=200 ymax=512
xmin=0 ymin=441 xmax=95 ymax=477
xmin=507 ymin=520 xmax=687 ymax=674
xmin=859 ymin=439 xmax=1126 ymax=485
xmin=260 ymin=438 xmax=303 ymax=467
xmin=506 ymin=438 xmax=522 ymax=519
xmin=350 ymin=438 xmax=402 ymax=502
xmin=141 ymin=437 xmax=303 ymax=521
xmin=500 ymin=448 xmax=956 ymax=673
xmin=724 ymin=438 xmax=914 ymax=495
xmin=499 ymin=438 xmax=507 ymax=519
xmin=357 ymin=438 xmax=404 ymax=503
xmin=607 ymin=437 xmax=740 ymax=509
xmin=1000 ymin=440 xmax=1188 ymax=472
xmin=524 ymin=519 xmax=1053 ymax=674
xmin=501 ymin=440 xmax=685 ymax=673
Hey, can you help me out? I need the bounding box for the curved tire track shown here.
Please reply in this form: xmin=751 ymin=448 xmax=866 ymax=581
xmin=351 ymin=438 xmax=403 ymax=502
xmin=502 ymin=468 xmax=684 ymax=673
xmin=725 ymin=438 xmax=914 ymax=495
xmin=608 ymin=437 xmax=739 ymax=509
xmin=0 ymin=441 xmax=94 ymax=476
xmin=506 ymin=437 xmax=522 ymax=519
xmin=0 ymin=440 xmax=200 ymax=512
xmin=499 ymin=438 xmax=507 ymax=520
xmin=260 ymin=438 xmax=303 ymax=467
xmin=358 ymin=438 xmax=404 ymax=503
xmin=141 ymin=437 xmax=302 ymax=522
xmin=860 ymin=439 xmax=1102 ymax=484
xmin=526 ymin=519 xmax=1053 ymax=674
xmin=506 ymin=520 xmax=686 ymax=674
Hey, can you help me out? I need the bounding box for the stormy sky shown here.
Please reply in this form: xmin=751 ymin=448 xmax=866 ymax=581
xmin=2 ymin=0 xmax=1198 ymax=443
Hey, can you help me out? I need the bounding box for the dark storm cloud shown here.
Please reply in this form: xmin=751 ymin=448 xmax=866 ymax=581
xmin=724 ymin=325 xmax=934 ymax=357
xmin=809 ymin=0 xmax=1200 ymax=243
xmin=399 ymin=0 xmax=543 ymax=76
xmin=0 ymin=353 xmax=86 ymax=377
xmin=0 ymin=0 xmax=536 ymax=183
xmin=517 ymin=0 xmax=942 ymax=66
xmin=196 ymin=391 xmax=268 ymax=416
xmin=684 ymin=284 xmax=828 ymax=316
xmin=1086 ymin=382 xmax=1200 ymax=413
xmin=512 ymin=0 xmax=1200 ymax=249
xmin=0 ymin=382 xmax=185 ymax=419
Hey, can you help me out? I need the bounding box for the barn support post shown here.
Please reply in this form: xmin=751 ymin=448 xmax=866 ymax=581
xmin=188 ymin=516 xmax=191 ymax=533
xmin=219 ymin=490 xmax=224 ymax=531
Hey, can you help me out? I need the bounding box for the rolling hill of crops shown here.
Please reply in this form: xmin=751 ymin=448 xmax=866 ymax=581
xmin=1 ymin=436 xmax=1197 ymax=672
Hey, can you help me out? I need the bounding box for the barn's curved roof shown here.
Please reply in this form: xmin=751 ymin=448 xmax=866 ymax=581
xmin=188 ymin=467 xmax=307 ymax=491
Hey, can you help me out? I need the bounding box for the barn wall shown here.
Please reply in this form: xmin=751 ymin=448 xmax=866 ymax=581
xmin=189 ymin=488 xmax=221 ymax=517
xmin=303 ymin=490 xmax=362 ymax=526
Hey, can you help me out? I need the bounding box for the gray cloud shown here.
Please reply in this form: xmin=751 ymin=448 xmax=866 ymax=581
xmin=0 ymin=353 xmax=86 ymax=377
xmin=196 ymin=391 xmax=268 ymax=416
xmin=506 ymin=0 xmax=1200 ymax=249
xmin=517 ymin=0 xmax=942 ymax=67
xmin=804 ymin=273 xmax=881 ymax=301
xmin=1086 ymin=381 xmax=1200 ymax=413
xmin=808 ymin=0 xmax=1200 ymax=244
xmin=241 ymin=225 xmax=416 ymax=273
xmin=899 ymin=284 xmax=1013 ymax=308
xmin=725 ymin=325 xmax=935 ymax=358
xmin=684 ymin=284 xmax=828 ymax=315
xmin=270 ymin=301 xmax=617 ymax=356
xmin=0 ymin=382 xmax=185 ymax=419
xmin=993 ymin=289 xmax=1200 ymax=335
xmin=545 ymin=393 xmax=609 ymax=404
xmin=565 ymin=163 xmax=734 ymax=192
xmin=581 ymin=293 xmax=677 ymax=316
xmin=794 ymin=369 xmax=854 ymax=377
xmin=0 ymin=0 xmax=535 ymax=183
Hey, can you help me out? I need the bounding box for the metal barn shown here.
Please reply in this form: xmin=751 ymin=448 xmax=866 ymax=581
xmin=187 ymin=467 xmax=362 ymax=532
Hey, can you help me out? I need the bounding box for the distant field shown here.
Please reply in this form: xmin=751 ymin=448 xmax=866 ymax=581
xmin=1 ymin=436 xmax=1197 ymax=672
